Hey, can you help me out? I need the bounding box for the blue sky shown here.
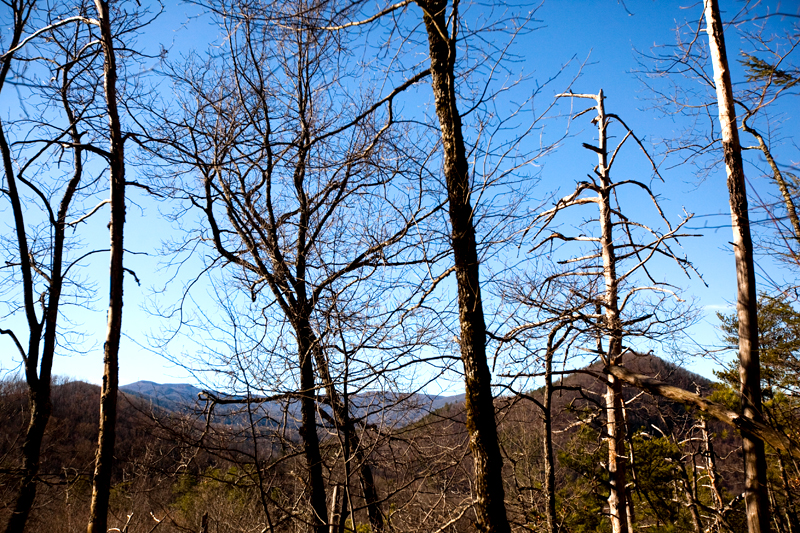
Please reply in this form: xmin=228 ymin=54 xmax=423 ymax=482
xmin=1 ymin=0 xmax=798 ymax=390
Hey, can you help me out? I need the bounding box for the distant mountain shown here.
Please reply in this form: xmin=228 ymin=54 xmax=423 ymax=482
xmin=121 ymin=380 xmax=466 ymax=428
xmin=121 ymin=380 xmax=205 ymax=412
xmin=121 ymin=354 xmax=716 ymax=433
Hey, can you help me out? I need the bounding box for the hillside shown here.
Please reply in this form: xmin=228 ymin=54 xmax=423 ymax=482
xmin=0 ymin=356 xmax=749 ymax=533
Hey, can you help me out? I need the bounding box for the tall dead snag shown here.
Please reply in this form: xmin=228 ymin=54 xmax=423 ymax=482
xmin=703 ymin=1 xmax=770 ymax=531
xmin=593 ymin=90 xmax=628 ymax=533
xmin=413 ymin=1 xmax=511 ymax=531
xmin=554 ymin=90 xmax=630 ymax=533
xmin=87 ymin=0 xmax=126 ymax=531
xmin=513 ymin=89 xmax=697 ymax=533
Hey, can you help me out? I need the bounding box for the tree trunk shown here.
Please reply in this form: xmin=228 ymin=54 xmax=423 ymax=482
xmin=592 ymin=88 xmax=629 ymax=533
xmin=0 ymin=118 xmax=44 ymax=533
xmin=703 ymin=2 xmax=770 ymax=532
xmin=543 ymin=346 xmax=558 ymax=533
xmin=4 ymin=386 xmax=49 ymax=533
xmin=311 ymin=341 xmax=383 ymax=532
xmin=414 ymin=1 xmax=510 ymax=531
xmin=605 ymin=377 xmax=629 ymax=533
xmin=680 ymin=443 xmax=703 ymax=533
xmin=702 ymin=419 xmax=725 ymax=524
xmin=297 ymin=324 xmax=329 ymax=533
xmin=87 ymin=1 xmax=126 ymax=531
xmin=0 ymin=12 xmax=47 ymax=530
xmin=778 ymin=454 xmax=799 ymax=533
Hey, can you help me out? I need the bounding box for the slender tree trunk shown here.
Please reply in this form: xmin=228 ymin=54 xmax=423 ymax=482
xmin=679 ymin=450 xmax=704 ymax=533
xmin=622 ymin=398 xmax=636 ymax=533
xmin=0 ymin=118 xmax=43 ymax=533
xmin=703 ymin=419 xmax=725 ymax=533
xmin=87 ymin=1 xmax=126 ymax=531
xmin=768 ymin=483 xmax=787 ymax=533
xmin=311 ymin=342 xmax=383 ymax=532
xmin=778 ymin=454 xmax=799 ymax=533
xmin=687 ymin=494 xmax=703 ymax=533
xmin=414 ymin=1 xmax=510 ymax=531
xmin=703 ymin=3 xmax=770 ymax=532
xmin=590 ymin=88 xmax=629 ymax=533
xmin=543 ymin=346 xmax=558 ymax=533
xmin=2 ymin=136 xmax=81 ymax=533
xmin=358 ymin=457 xmax=383 ymax=533
xmin=1 ymin=7 xmax=85 ymax=525
xmin=605 ymin=377 xmax=629 ymax=533
xmin=4 ymin=385 xmax=48 ymax=533
xmin=0 ymin=10 xmax=49 ymax=530
xmin=329 ymin=485 xmax=340 ymax=533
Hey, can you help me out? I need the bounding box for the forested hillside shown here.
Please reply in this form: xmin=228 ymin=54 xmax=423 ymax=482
xmin=0 ymin=355 xmax=758 ymax=533
xmin=0 ymin=0 xmax=798 ymax=533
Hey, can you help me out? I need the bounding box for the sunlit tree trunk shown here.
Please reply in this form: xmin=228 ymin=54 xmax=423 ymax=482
xmin=703 ymin=2 xmax=770 ymax=532
xmin=87 ymin=1 xmax=126 ymax=531
xmin=590 ymin=88 xmax=629 ymax=533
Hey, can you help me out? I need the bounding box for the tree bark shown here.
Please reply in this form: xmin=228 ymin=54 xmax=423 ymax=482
xmin=703 ymin=2 xmax=771 ymax=532
xmin=591 ymin=88 xmax=629 ymax=533
xmin=87 ymin=1 xmax=126 ymax=531
xmin=543 ymin=344 xmax=558 ymax=533
xmin=605 ymin=376 xmax=629 ymax=533
xmin=297 ymin=322 xmax=329 ymax=533
xmin=414 ymin=1 xmax=510 ymax=531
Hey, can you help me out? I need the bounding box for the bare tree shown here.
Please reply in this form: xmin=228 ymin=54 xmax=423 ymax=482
xmin=412 ymin=0 xmax=512 ymax=529
xmin=86 ymin=0 xmax=127 ymax=530
xmin=638 ymin=2 xmax=799 ymax=277
xmin=504 ymin=89 xmax=699 ymax=533
xmin=0 ymin=2 xmax=118 ymax=530
xmin=499 ymin=317 xmax=580 ymax=533
xmin=144 ymin=2 xmax=443 ymax=530
xmin=703 ymin=2 xmax=770 ymax=532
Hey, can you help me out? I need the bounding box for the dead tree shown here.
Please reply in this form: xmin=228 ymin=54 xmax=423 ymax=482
xmin=703 ymin=2 xmax=770 ymax=532
xmin=515 ymin=89 xmax=698 ymax=533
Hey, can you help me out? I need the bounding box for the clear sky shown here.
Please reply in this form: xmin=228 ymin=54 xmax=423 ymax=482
xmin=1 ymin=0 xmax=798 ymax=390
